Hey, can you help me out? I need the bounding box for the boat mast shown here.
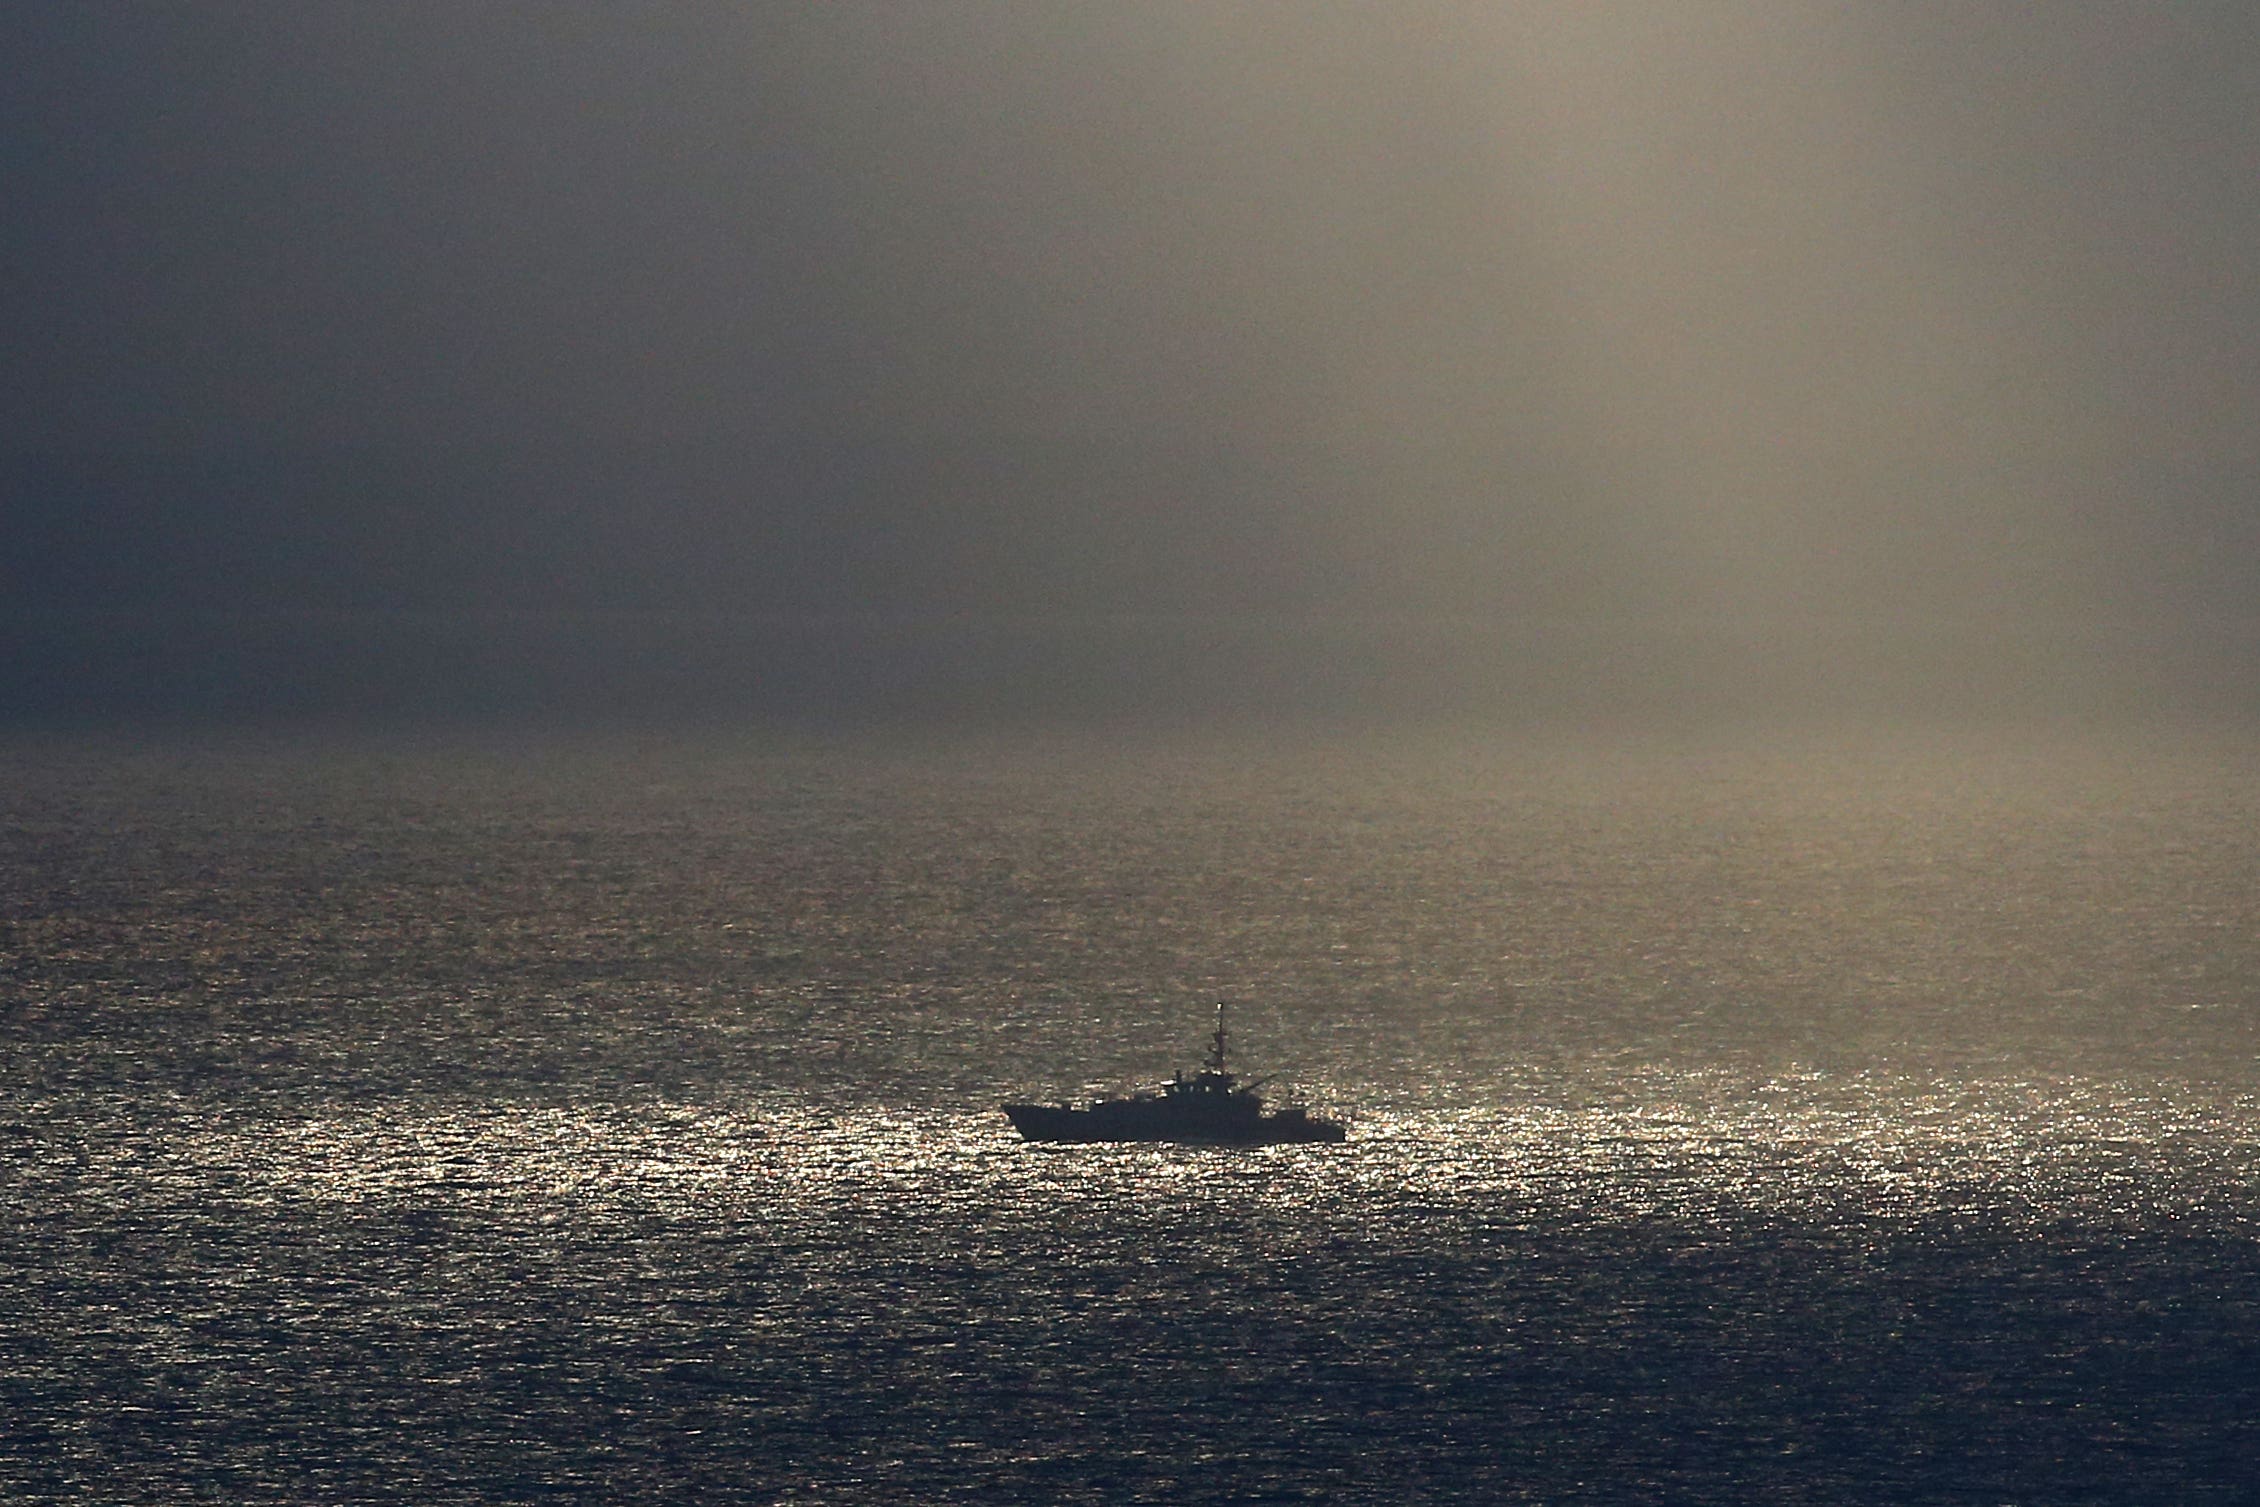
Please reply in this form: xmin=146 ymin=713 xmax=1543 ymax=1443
xmin=1207 ymin=1003 xmax=1229 ymax=1077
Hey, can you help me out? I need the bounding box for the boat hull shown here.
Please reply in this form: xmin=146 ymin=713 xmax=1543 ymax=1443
xmin=1004 ymin=1102 xmax=1346 ymax=1145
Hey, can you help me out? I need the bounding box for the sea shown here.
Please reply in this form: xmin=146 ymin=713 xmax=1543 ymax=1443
xmin=5 ymin=723 xmax=2258 ymax=1503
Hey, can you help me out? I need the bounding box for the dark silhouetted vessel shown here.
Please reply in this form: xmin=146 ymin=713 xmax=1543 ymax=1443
xmin=1004 ymin=1006 xmax=1346 ymax=1145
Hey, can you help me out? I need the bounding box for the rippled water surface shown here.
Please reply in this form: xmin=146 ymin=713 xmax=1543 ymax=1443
xmin=5 ymin=728 xmax=2259 ymax=1502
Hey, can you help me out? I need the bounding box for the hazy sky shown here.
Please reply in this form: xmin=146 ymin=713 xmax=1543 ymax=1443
xmin=5 ymin=2 xmax=2257 ymax=719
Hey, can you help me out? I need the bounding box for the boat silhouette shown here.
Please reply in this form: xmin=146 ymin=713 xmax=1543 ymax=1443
xmin=1004 ymin=1006 xmax=1346 ymax=1145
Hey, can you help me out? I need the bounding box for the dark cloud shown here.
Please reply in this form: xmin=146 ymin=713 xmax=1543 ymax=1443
xmin=4 ymin=2 xmax=2256 ymax=722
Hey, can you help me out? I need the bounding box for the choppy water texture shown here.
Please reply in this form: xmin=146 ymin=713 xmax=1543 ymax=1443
xmin=5 ymin=726 xmax=2259 ymax=1503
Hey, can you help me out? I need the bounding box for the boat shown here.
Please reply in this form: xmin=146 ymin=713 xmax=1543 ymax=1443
xmin=1003 ymin=1005 xmax=1346 ymax=1145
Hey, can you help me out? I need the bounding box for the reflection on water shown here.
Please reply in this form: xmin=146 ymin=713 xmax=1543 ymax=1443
xmin=110 ymin=1070 xmax=2258 ymax=1236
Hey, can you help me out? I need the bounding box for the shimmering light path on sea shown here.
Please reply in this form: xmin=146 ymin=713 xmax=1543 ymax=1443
xmin=90 ymin=1068 xmax=2258 ymax=1236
